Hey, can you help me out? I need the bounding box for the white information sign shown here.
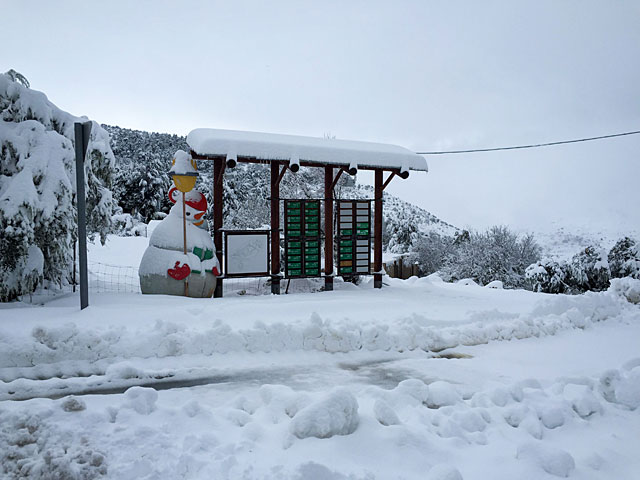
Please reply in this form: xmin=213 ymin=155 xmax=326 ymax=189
xmin=226 ymin=233 xmax=269 ymax=276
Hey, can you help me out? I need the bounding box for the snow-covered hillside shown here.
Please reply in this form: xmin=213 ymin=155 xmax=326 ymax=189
xmin=1 ymin=236 xmax=639 ymax=479
xmin=528 ymin=222 xmax=640 ymax=261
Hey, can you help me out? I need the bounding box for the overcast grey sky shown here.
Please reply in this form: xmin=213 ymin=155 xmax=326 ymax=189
xmin=5 ymin=1 xmax=640 ymax=232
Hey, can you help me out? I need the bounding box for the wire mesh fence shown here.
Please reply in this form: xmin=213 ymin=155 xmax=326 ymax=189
xmin=86 ymin=261 xmax=141 ymax=294
xmin=18 ymin=261 xmax=141 ymax=304
xmin=19 ymin=264 xmax=325 ymax=304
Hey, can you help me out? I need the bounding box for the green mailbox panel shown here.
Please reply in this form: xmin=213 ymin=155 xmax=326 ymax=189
xmin=284 ymin=199 xmax=322 ymax=278
xmin=336 ymin=200 xmax=372 ymax=276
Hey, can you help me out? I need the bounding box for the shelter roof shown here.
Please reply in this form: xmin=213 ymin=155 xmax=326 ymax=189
xmin=187 ymin=128 xmax=428 ymax=172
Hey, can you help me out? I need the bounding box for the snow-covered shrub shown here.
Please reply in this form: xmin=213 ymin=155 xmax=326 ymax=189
xmin=568 ymin=246 xmax=610 ymax=292
xmin=408 ymin=232 xmax=456 ymax=276
xmin=525 ymin=259 xmax=571 ymax=294
xmin=440 ymin=226 xmax=541 ymax=288
xmin=111 ymin=211 xmax=147 ymax=237
xmin=608 ymin=237 xmax=640 ymax=279
xmin=0 ymin=71 xmax=114 ymax=301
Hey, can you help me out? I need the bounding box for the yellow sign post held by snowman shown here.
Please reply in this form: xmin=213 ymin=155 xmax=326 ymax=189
xmin=168 ymin=151 xmax=199 ymax=296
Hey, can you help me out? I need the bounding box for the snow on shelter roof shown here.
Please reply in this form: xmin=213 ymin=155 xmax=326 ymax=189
xmin=187 ymin=128 xmax=428 ymax=173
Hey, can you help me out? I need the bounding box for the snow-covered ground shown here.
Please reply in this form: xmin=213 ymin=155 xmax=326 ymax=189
xmin=1 ymin=236 xmax=639 ymax=479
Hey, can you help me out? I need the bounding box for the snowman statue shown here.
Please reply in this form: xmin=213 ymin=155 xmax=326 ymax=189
xmin=139 ymin=150 xmax=220 ymax=297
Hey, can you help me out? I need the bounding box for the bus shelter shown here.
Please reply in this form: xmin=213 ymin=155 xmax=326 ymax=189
xmin=187 ymin=128 xmax=428 ymax=297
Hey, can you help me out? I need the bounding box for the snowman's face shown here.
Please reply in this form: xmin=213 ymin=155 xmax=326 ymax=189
xmin=184 ymin=204 xmax=206 ymax=225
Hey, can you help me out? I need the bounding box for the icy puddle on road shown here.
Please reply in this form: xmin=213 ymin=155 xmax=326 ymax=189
xmin=1 ymin=350 xmax=471 ymax=401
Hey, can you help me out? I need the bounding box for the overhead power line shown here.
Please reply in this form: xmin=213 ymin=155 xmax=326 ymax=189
xmin=416 ymin=129 xmax=640 ymax=155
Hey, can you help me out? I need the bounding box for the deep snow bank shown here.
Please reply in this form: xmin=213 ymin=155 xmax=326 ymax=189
xmin=0 ymin=281 xmax=637 ymax=372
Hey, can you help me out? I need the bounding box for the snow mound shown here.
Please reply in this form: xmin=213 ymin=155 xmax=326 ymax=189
xmin=61 ymin=397 xmax=86 ymax=412
xmin=1 ymin=285 xmax=633 ymax=370
xmin=516 ymin=441 xmax=575 ymax=477
xmin=426 ymin=464 xmax=464 ymax=480
xmin=562 ymin=384 xmax=601 ymax=418
xmin=427 ymin=381 xmax=461 ymax=408
xmin=373 ymin=399 xmax=401 ymax=426
xmin=614 ymin=367 xmax=640 ymax=409
xmin=485 ymin=280 xmax=504 ymax=289
xmin=123 ymin=386 xmax=158 ymax=415
xmin=0 ymin=410 xmax=107 ymax=479
xmin=609 ymin=277 xmax=640 ymax=304
xmin=290 ymin=389 xmax=359 ymax=439
xmin=106 ymin=362 xmax=146 ymax=380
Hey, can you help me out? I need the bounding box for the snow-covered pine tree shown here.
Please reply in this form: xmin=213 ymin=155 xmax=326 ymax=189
xmin=608 ymin=237 xmax=640 ymax=279
xmin=568 ymin=246 xmax=610 ymax=292
xmin=0 ymin=71 xmax=114 ymax=301
xmin=106 ymin=125 xmax=180 ymax=222
xmin=525 ymin=259 xmax=570 ymax=293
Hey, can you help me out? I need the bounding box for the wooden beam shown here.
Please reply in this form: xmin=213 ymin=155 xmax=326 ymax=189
xmin=212 ymin=157 xmax=224 ymax=297
xmin=381 ymin=172 xmax=396 ymax=191
xmin=374 ymin=169 xmax=383 ymax=289
xmin=276 ymin=163 xmax=288 ymax=187
xmin=324 ymin=165 xmax=334 ymax=291
xmin=329 ymin=167 xmax=345 ymax=192
xmin=270 ymin=161 xmax=281 ymax=294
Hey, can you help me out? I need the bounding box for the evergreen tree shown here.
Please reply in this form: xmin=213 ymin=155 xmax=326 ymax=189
xmin=1 ymin=72 xmax=114 ymax=300
xmin=525 ymin=259 xmax=571 ymax=293
xmin=608 ymin=237 xmax=640 ymax=279
xmin=568 ymin=246 xmax=610 ymax=292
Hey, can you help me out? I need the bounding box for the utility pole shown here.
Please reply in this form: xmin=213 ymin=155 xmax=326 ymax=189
xmin=74 ymin=121 xmax=92 ymax=310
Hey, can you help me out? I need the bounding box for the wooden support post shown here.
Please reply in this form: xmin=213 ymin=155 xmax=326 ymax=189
xmin=182 ymin=191 xmax=189 ymax=297
xmin=324 ymin=166 xmax=334 ymax=291
xmin=374 ymin=169 xmax=383 ymax=288
xmin=213 ymin=157 xmax=224 ymax=297
xmin=270 ymin=161 xmax=281 ymax=294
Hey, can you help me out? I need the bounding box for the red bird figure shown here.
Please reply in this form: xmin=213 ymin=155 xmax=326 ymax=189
xmin=167 ymin=261 xmax=191 ymax=280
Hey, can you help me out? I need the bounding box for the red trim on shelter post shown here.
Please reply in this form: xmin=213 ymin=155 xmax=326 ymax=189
xmin=324 ymin=166 xmax=334 ymax=291
xmin=374 ymin=169 xmax=383 ymax=288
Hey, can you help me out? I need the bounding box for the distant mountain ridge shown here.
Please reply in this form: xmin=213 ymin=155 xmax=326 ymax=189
xmin=103 ymin=124 xmax=458 ymax=252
